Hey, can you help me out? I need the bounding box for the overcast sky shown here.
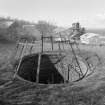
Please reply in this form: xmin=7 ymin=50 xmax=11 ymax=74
xmin=0 ymin=0 xmax=105 ymax=28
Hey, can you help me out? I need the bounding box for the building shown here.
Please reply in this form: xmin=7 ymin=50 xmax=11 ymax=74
xmin=80 ymin=33 xmax=105 ymax=45
xmin=70 ymin=22 xmax=85 ymax=40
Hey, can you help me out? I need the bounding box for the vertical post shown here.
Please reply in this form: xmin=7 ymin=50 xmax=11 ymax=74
xmin=67 ymin=65 xmax=70 ymax=82
xmin=58 ymin=41 xmax=61 ymax=51
xmin=60 ymin=34 xmax=64 ymax=50
xmin=36 ymin=53 xmax=41 ymax=83
xmin=62 ymin=38 xmax=65 ymax=50
xmin=51 ymin=36 xmax=53 ymax=51
xmin=41 ymin=33 xmax=44 ymax=52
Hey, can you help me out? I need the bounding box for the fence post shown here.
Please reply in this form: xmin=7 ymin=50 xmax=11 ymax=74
xmin=51 ymin=36 xmax=54 ymax=51
xmin=58 ymin=41 xmax=61 ymax=51
xmin=41 ymin=33 xmax=44 ymax=53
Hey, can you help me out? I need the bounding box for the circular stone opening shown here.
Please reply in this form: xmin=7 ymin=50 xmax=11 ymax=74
xmin=17 ymin=53 xmax=64 ymax=84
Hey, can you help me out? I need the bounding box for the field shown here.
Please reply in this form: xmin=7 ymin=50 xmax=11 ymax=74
xmin=0 ymin=42 xmax=105 ymax=105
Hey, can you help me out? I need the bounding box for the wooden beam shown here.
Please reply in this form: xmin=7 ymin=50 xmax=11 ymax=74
xmin=36 ymin=53 xmax=41 ymax=83
xmin=51 ymin=36 xmax=54 ymax=51
xmin=41 ymin=34 xmax=44 ymax=52
xmin=13 ymin=40 xmax=28 ymax=79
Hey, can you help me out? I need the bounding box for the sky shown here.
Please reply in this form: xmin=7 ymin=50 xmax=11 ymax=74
xmin=0 ymin=0 xmax=105 ymax=29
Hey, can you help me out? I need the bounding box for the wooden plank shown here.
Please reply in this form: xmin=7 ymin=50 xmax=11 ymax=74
xmin=36 ymin=53 xmax=41 ymax=83
xmin=68 ymin=41 xmax=83 ymax=77
xmin=13 ymin=41 xmax=28 ymax=79
xmin=50 ymin=36 xmax=54 ymax=51
xmin=18 ymin=43 xmax=35 ymax=46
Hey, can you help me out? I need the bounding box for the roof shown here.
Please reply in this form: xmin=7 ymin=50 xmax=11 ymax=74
xmin=80 ymin=33 xmax=99 ymax=39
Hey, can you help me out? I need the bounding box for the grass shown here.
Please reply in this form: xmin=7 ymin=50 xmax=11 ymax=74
xmin=0 ymin=42 xmax=16 ymax=82
xmin=0 ymin=42 xmax=105 ymax=105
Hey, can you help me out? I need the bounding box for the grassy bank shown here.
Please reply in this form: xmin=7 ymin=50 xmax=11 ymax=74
xmin=0 ymin=42 xmax=105 ymax=105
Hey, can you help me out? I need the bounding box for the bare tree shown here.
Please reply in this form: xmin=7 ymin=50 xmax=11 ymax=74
xmin=36 ymin=21 xmax=57 ymax=36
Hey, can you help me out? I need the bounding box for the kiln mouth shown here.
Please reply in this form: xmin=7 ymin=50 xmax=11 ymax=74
xmin=17 ymin=54 xmax=64 ymax=84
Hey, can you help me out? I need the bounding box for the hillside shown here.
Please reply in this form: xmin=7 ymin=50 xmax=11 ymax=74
xmin=0 ymin=43 xmax=105 ymax=105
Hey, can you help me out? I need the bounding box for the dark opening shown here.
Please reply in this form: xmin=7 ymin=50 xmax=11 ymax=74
xmin=17 ymin=54 xmax=64 ymax=84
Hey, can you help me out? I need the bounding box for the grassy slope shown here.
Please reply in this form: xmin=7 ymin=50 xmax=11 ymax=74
xmin=0 ymin=43 xmax=105 ymax=105
xmin=0 ymin=42 xmax=16 ymax=83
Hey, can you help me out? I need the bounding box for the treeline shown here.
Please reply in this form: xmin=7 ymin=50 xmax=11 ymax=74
xmin=0 ymin=17 xmax=57 ymax=43
xmin=0 ymin=17 xmax=86 ymax=43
